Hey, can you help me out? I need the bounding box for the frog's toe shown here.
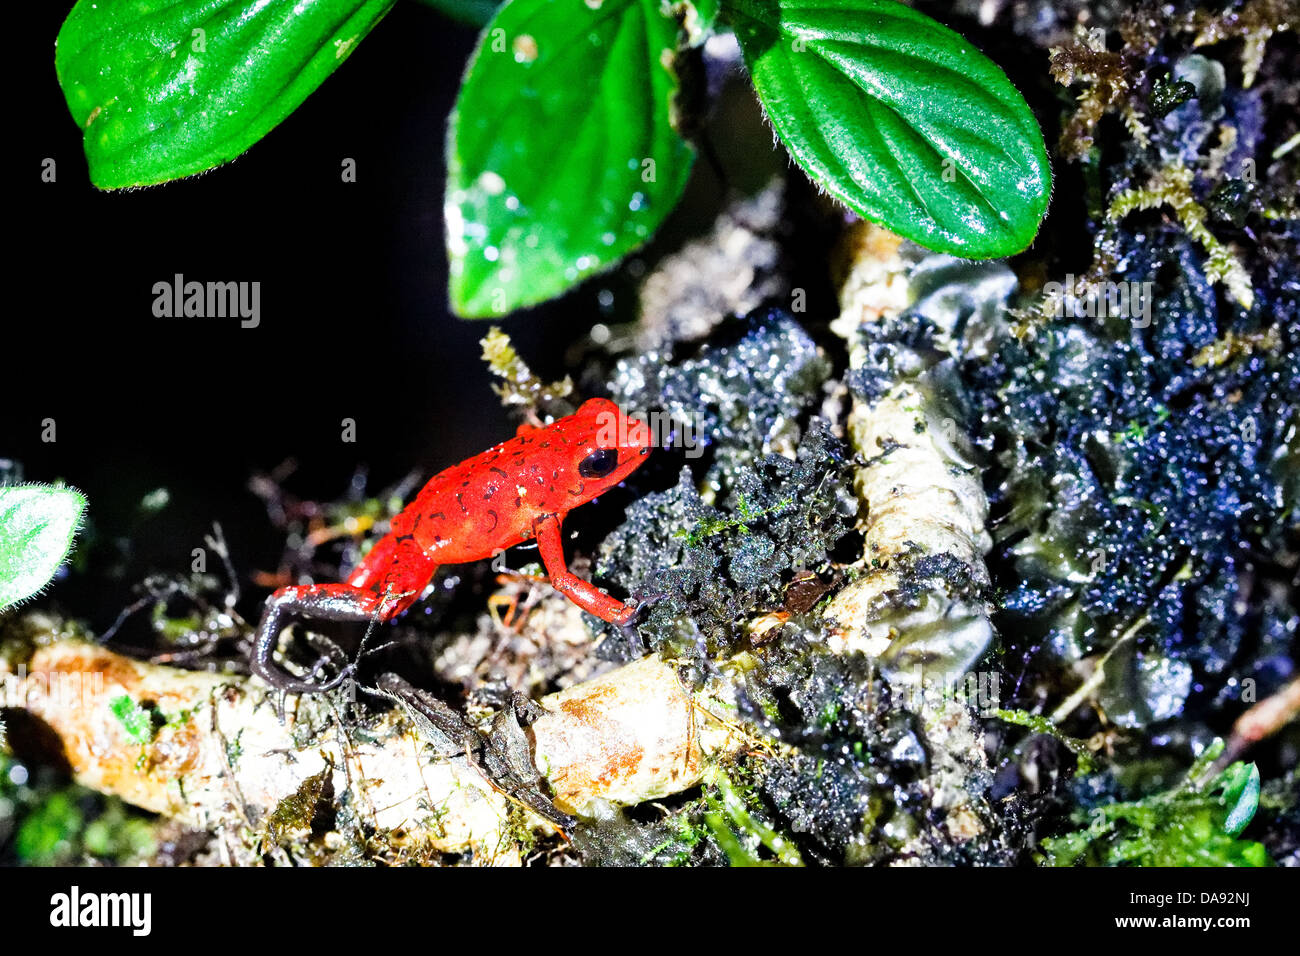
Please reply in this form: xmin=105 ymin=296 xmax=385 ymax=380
xmin=629 ymin=588 xmax=672 ymax=617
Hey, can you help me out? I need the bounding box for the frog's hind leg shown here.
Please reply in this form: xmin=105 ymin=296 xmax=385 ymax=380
xmin=344 ymin=529 xmax=437 ymax=612
xmin=252 ymin=532 xmax=437 ymax=694
xmin=253 ymin=583 xmax=384 ymax=693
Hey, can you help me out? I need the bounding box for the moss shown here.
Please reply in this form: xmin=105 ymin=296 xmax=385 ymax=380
xmin=1040 ymin=744 xmax=1271 ymax=866
xmin=109 ymin=694 xmax=154 ymax=745
xmin=263 ymin=764 xmax=333 ymax=848
xmin=702 ymin=773 xmax=803 ymax=867
xmin=13 ymin=791 xmax=83 ymax=865
xmin=639 ymin=812 xmax=710 ymax=867
xmin=598 ymin=310 xmax=854 ymax=665
xmin=1 ymin=754 xmax=159 ymax=866
xmin=1108 ymin=161 xmax=1254 ymax=307
xmin=480 ymin=326 xmax=574 ymax=416
xmin=673 ymin=493 xmax=795 ymax=548
xmin=968 ymin=1 xmax=1299 ymax=738
xmin=994 ymin=708 xmax=1096 ymax=773
xmin=1149 ymin=72 xmax=1197 ymax=117
xmin=598 ymin=421 xmax=853 ymax=666
xmin=611 ymin=308 xmax=833 ymax=486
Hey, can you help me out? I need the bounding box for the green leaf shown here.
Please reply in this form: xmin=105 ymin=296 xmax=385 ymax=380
xmin=0 ymin=485 xmax=87 ymax=611
xmin=726 ymin=0 xmax=1051 ymax=258
xmin=56 ymin=0 xmax=398 ymax=189
xmin=1218 ymin=762 xmax=1261 ymax=836
xmin=447 ymin=0 xmax=695 ymax=317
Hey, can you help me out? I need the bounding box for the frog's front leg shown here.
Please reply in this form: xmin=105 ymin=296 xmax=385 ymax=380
xmin=252 ymin=531 xmax=437 ymax=693
xmin=532 ymin=513 xmax=636 ymax=625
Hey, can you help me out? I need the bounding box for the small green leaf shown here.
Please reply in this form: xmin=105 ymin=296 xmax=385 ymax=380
xmin=727 ymin=0 xmax=1051 ymax=258
xmin=56 ymin=0 xmax=397 ymax=189
xmin=0 ymin=485 xmax=87 ymax=611
xmin=110 ymin=696 xmax=155 ymax=746
xmin=447 ymin=0 xmax=695 ymax=317
xmin=1218 ymin=762 xmax=1261 ymax=836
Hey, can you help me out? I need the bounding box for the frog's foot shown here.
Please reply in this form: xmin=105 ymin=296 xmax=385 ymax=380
xmin=616 ymin=616 xmax=646 ymax=658
xmin=627 ymin=587 xmax=673 ymax=621
xmin=612 ymin=590 xmax=672 ymax=657
xmin=252 ymin=583 xmax=388 ymax=694
xmin=297 ymin=630 xmax=357 ymax=688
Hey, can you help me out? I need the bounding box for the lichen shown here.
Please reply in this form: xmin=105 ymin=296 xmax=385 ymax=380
xmin=480 ymin=326 xmax=574 ymax=417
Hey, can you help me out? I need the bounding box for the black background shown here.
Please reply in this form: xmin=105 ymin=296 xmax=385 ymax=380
xmin=8 ymin=2 xmax=736 ymax=629
xmin=6 ymin=863 xmax=1288 ymax=939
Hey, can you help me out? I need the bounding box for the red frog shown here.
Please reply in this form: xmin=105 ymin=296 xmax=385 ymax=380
xmin=253 ymin=398 xmax=652 ymax=693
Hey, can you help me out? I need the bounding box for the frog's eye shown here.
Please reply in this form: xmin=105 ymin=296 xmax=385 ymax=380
xmin=579 ymin=448 xmax=619 ymax=479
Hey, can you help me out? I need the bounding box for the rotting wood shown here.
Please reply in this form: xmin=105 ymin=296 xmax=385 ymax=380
xmin=822 ymin=222 xmax=1008 ymax=855
xmin=823 ymin=222 xmax=998 ymax=684
xmin=0 ymin=613 xmax=742 ymax=864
